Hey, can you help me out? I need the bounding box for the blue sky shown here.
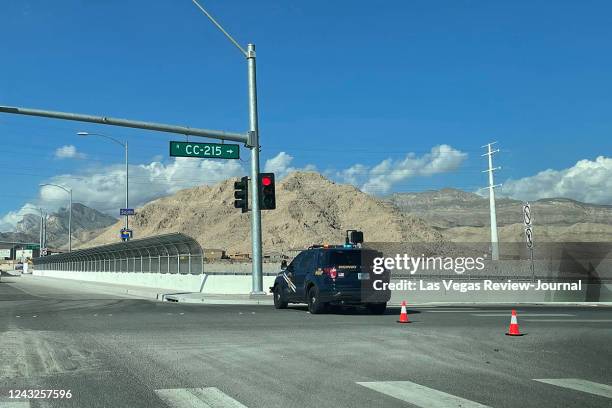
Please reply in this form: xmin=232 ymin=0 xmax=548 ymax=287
xmin=1 ymin=1 xmax=611 ymax=230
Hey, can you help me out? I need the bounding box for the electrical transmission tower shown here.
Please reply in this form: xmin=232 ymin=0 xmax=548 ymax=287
xmin=482 ymin=142 xmax=502 ymax=260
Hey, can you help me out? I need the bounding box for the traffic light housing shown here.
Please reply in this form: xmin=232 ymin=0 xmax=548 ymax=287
xmin=234 ymin=176 xmax=249 ymax=213
xmin=258 ymin=173 xmax=276 ymax=210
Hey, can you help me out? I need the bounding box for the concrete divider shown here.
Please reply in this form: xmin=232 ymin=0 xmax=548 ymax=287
xmin=33 ymin=269 xmax=277 ymax=294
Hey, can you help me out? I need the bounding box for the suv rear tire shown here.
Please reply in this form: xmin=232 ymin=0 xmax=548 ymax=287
xmin=273 ymin=285 xmax=288 ymax=309
xmin=307 ymin=286 xmax=326 ymax=314
xmin=366 ymin=302 xmax=387 ymax=315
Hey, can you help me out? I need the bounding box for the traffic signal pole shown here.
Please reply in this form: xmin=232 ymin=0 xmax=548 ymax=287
xmin=247 ymin=43 xmax=264 ymax=294
xmin=190 ymin=0 xmax=264 ymax=293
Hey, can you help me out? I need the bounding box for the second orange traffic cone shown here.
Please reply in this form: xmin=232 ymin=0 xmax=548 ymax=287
xmin=505 ymin=309 xmax=523 ymax=336
xmin=397 ymin=301 xmax=410 ymax=323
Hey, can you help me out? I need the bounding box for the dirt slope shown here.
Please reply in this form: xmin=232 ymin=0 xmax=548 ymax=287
xmin=82 ymin=172 xmax=444 ymax=254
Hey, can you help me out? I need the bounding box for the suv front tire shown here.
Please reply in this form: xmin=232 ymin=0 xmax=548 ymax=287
xmin=273 ymin=285 xmax=288 ymax=309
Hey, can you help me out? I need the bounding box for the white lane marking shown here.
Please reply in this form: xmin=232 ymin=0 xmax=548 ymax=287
xmin=357 ymin=381 xmax=491 ymax=408
xmin=534 ymin=378 xmax=612 ymax=399
xmin=524 ymin=319 xmax=612 ymax=322
xmin=155 ymin=387 xmax=248 ymax=408
xmin=471 ymin=314 xmax=575 ymax=317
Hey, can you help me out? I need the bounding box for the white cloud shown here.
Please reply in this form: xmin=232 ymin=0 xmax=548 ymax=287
xmin=338 ymin=144 xmax=468 ymax=194
xmin=0 ymin=157 xmax=244 ymax=232
xmin=54 ymin=145 xmax=87 ymax=159
xmin=264 ymin=152 xmax=316 ymax=180
xmin=501 ymin=156 xmax=612 ymax=204
xmin=0 ymin=203 xmax=39 ymax=232
xmin=38 ymin=157 xmax=244 ymax=214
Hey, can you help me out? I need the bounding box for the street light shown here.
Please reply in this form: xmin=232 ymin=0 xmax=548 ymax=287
xmin=38 ymin=207 xmax=49 ymax=255
xmin=39 ymin=183 xmax=72 ymax=252
xmin=78 ymin=131 xmax=129 ymax=239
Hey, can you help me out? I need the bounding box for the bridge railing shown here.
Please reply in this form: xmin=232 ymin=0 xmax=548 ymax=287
xmin=33 ymin=233 xmax=204 ymax=275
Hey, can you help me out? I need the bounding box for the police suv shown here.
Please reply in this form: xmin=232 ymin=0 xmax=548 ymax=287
xmin=271 ymin=231 xmax=391 ymax=314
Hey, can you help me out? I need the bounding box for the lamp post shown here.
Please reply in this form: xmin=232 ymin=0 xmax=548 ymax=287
xmin=39 ymin=183 xmax=72 ymax=252
xmin=38 ymin=208 xmax=44 ymax=255
xmin=77 ymin=131 xmax=129 ymax=238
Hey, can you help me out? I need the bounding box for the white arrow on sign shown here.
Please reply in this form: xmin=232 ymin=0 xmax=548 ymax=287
xmin=524 ymin=226 xmax=534 ymax=249
xmin=523 ymin=202 xmax=532 ymax=226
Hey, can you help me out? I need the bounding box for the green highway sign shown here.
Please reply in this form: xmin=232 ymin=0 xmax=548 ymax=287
xmin=169 ymin=141 xmax=240 ymax=159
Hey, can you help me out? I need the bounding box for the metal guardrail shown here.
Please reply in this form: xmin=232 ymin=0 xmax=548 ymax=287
xmin=33 ymin=233 xmax=204 ymax=275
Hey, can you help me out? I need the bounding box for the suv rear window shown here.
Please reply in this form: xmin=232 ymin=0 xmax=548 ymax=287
xmin=323 ymin=250 xmax=381 ymax=268
xmin=326 ymin=250 xmax=361 ymax=266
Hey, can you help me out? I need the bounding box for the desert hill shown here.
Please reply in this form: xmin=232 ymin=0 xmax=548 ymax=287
xmin=82 ymin=172 xmax=444 ymax=253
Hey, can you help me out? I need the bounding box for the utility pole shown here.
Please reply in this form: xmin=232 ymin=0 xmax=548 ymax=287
xmin=482 ymin=142 xmax=501 ymax=260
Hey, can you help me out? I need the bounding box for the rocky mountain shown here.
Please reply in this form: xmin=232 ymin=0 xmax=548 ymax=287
xmin=78 ymin=175 xmax=612 ymax=253
xmin=9 ymin=203 xmax=117 ymax=249
xmin=387 ymin=188 xmax=612 ymax=242
xmin=82 ymin=172 xmax=445 ymax=254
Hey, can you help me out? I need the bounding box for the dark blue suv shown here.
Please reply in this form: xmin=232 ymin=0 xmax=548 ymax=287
xmin=271 ymin=246 xmax=391 ymax=314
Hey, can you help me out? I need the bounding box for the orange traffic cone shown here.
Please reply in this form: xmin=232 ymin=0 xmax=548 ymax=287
xmin=505 ymin=309 xmax=523 ymax=336
xmin=397 ymin=301 xmax=410 ymax=323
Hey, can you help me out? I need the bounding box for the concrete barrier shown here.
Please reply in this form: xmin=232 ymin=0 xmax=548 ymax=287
xmin=33 ymin=269 xmax=277 ymax=294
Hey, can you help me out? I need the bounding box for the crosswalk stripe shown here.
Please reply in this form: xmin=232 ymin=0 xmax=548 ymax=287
xmin=534 ymin=379 xmax=612 ymax=399
xmin=155 ymin=387 xmax=248 ymax=408
xmin=357 ymin=381 xmax=491 ymax=408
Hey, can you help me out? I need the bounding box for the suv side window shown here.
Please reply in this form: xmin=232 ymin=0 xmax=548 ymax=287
xmin=300 ymin=250 xmax=317 ymax=276
xmin=287 ymin=252 xmax=304 ymax=273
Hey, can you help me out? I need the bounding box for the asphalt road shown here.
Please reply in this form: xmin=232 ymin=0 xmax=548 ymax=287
xmin=0 ymin=275 xmax=611 ymax=408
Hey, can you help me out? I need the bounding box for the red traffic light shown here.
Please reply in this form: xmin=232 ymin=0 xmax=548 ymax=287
xmin=258 ymin=173 xmax=276 ymax=210
xmin=261 ymin=176 xmax=272 ymax=186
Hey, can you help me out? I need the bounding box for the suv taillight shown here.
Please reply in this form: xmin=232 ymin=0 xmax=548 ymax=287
xmin=323 ymin=267 xmax=337 ymax=280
